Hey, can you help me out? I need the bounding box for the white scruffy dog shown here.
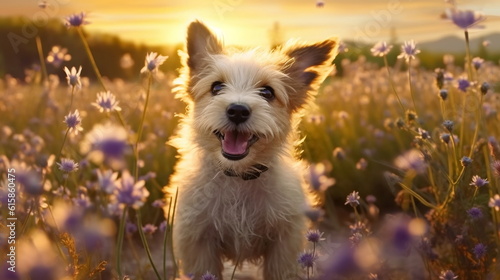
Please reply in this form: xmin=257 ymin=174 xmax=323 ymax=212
xmin=167 ymin=21 xmax=337 ymax=279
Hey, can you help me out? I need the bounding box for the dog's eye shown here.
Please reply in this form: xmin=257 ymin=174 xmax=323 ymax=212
xmin=211 ymin=81 xmax=225 ymax=96
xmin=259 ymin=86 xmax=275 ymax=101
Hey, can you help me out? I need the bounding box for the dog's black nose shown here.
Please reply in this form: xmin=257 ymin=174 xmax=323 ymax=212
xmin=226 ymin=103 xmax=251 ymax=124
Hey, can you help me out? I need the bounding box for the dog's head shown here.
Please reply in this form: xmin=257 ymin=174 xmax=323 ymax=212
xmin=176 ymin=21 xmax=338 ymax=172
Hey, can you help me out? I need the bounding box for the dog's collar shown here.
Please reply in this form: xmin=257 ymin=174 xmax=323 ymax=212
xmin=223 ymin=164 xmax=269 ymax=180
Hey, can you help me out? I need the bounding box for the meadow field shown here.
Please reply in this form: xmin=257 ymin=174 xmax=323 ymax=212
xmin=1 ymin=4 xmax=500 ymax=280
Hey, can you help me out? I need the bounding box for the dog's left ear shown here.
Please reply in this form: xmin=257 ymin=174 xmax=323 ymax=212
xmin=282 ymin=38 xmax=338 ymax=110
xmin=186 ymin=20 xmax=223 ymax=73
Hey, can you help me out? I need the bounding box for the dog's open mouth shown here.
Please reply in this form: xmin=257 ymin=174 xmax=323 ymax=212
xmin=214 ymin=130 xmax=259 ymax=160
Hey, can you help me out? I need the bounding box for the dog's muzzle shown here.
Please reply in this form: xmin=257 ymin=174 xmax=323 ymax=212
xmin=214 ymin=103 xmax=258 ymax=161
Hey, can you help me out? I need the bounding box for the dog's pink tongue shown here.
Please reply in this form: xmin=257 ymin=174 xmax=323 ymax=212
xmin=222 ymin=130 xmax=250 ymax=155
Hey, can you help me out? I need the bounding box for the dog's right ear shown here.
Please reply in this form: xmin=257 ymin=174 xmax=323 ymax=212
xmin=186 ymin=21 xmax=223 ymax=73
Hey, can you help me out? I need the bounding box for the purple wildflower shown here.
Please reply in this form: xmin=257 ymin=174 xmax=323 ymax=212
xmin=439 ymin=270 xmax=458 ymax=280
xmin=65 ymin=12 xmax=89 ymax=28
xmin=64 ymin=110 xmax=83 ymax=135
xmin=345 ymin=191 xmax=360 ymax=207
xmin=113 ymin=170 xmax=149 ymax=209
xmin=142 ymin=224 xmax=158 ymax=235
xmin=472 ymin=243 xmax=486 ymax=259
xmin=467 ymin=207 xmax=483 ymax=220
xmin=81 ymin=122 xmax=130 ymax=159
xmin=126 ymin=222 xmax=138 ymax=236
xmin=152 ymin=199 xmax=166 ymax=208
xmin=470 ymin=175 xmax=489 ymax=188
xmin=306 ymin=229 xmax=325 ymax=243
xmin=96 ymin=169 xmax=119 ymax=194
xmin=397 ymin=40 xmax=420 ymax=62
xmin=460 ymin=156 xmax=473 ymax=167
xmin=446 ymin=8 xmax=485 ymax=30
xmin=141 ymin=52 xmax=168 ymax=73
xmin=92 ymin=91 xmax=122 ymax=113
xmin=370 ymin=42 xmax=393 ymax=57
xmin=471 ymin=57 xmax=484 ymax=70
xmin=297 ymin=251 xmax=316 ymax=268
xmin=457 ymin=77 xmax=471 ymax=92
xmin=159 ymin=220 xmax=168 ymax=232
xmin=200 ymin=272 xmax=218 ymax=280
xmin=64 ymin=66 xmax=82 ymax=88
xmin=57 ymin=158 xmax=79 ymax=173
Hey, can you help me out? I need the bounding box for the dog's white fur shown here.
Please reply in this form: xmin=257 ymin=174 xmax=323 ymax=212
xmin=167 ymin=21 xmax=337 ymax=279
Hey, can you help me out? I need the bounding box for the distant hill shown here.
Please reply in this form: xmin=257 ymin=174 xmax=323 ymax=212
xmin=419 ymin=33 xmax=500 ymax=54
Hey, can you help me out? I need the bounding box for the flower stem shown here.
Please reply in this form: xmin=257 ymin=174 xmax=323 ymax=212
xmin=169 ymin=189 xmax=179 ymax=279
xmin=58 ymin=128 xmax=70 ymax=158
xmin=468 ymin=94 xmax=483 ymax=159
xmin=136 ymin=210 xmax=162 ymax=279
xmin=116 ymin=207 xmax=128 ymax=279
xmin=464 ymin=30 xmax=473 ymax=81
xmin=134 ymin=73 xmax=153 ymax=179
xmin=383 ymin=55 xmax=405 ymax=114
xmin=35 ymin=36 xmax=48 ymax=83
xmin=407 ymin=57 xmax=418 ymax=116
xmin=68 ymin=86 xmax=75 ymax=112
xmin=76 ymin=27 xmax=107 ymax=91
xmin=163 ymin=197 xmax=172 ymax=280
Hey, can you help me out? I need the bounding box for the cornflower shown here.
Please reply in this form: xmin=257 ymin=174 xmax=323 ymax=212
xmin=65 ymin=12 xmax=89 ymax=28
xmin=345 ymin=191 xmax=360 ymax=207
xmin=467 ymin=207 xmax=483 ymax=220
xmin=397 ymin=40 xmax=420 ymax=62
xmin=92 ymin=91 xmax=122 ymax=113
xmin=96 ymin=169 xmax=119 ymax=194
xmin=370 ymin=41 xmax=393 ymax=57
xmin=446 ymin=8 xmax=485 ymax=30
xmin=472 ymin=243 xmax=486 ymax=259
xmin=470 ymin=175 xmax=488 ymax=188
xmin=64 ymin=110 xmax=83 ymax=135
xmin=297 ymin=251 xmax=316 ymax=268
xmin=457 ymin=77 xmax=471 ymax=92
xmin=80 ymin=122 xmax=129 ymax=159
xmin=305 ymin=229 xmax=325 ymax=243
xmin=57 ymin=158 xmax=79 ymax=173
xmin=140 ymin=52 xmax=168 ymax=73
xmin=113 ymin=170 xmax=149 ymax=209
xmin=64 ymin=66 xmax=82 ymax=88
xmin=471 ymin=57 xmax=484 ymax=70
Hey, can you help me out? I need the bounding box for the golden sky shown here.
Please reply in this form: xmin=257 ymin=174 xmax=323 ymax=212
xmin=3 ymin=0 xmax=500 ymax=47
